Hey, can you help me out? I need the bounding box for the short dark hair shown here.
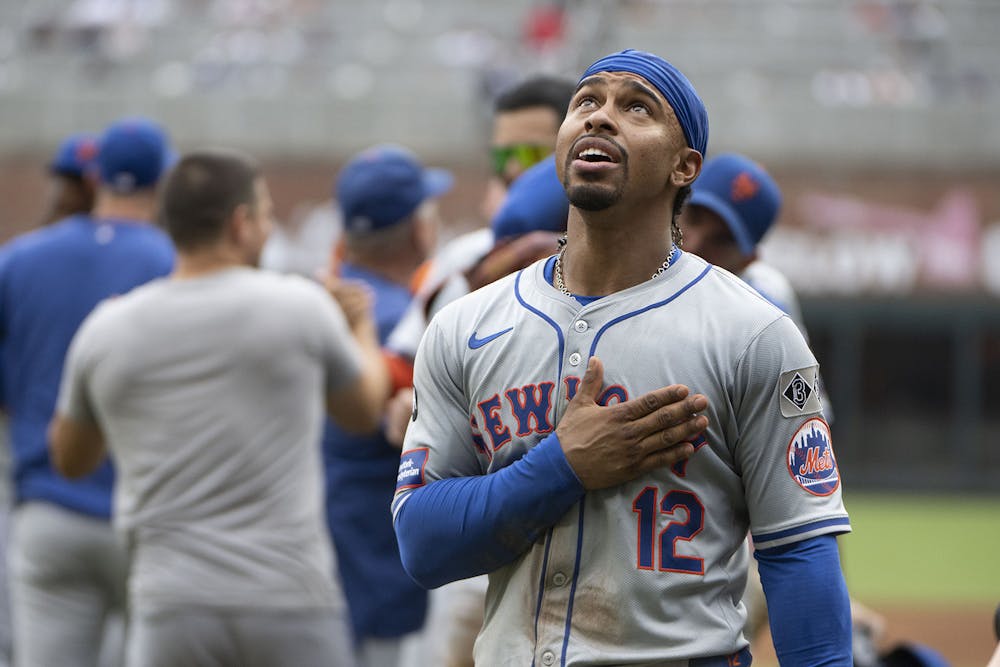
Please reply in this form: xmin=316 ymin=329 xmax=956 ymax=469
xmin=494 ymin=75 xmax=576 ymax=123
xmin=158 ymin=150 xmax=260 ymax=250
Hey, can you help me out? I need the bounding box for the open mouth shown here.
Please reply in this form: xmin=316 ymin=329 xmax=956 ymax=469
xmin=577 ymin=147 xmax=615 ymax=163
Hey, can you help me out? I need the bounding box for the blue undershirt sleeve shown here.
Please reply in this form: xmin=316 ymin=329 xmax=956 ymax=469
xmin=755 ymin=534 xmax=853 ymax=666
xmin=394 ymin=433 xmax=585 ymax=589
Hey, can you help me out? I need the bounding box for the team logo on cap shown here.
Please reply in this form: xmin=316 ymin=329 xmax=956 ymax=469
xmin=396 ymin=448 xmax=429 ymax=492
xmin=76 ymin=140 xmax=98 ymax=163
xmin=786 ymin=418 xmax=839 ymax=496
xmin=731 ymin=172 xmax=759 ymax=202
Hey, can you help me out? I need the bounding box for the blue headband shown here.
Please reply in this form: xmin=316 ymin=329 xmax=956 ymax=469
xmin=581 ymin=49 xmax=709 ymax=156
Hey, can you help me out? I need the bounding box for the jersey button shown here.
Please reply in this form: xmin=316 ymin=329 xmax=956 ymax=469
xmin=569 ymin=352 xmax=582 ymax=366
xmin=574 ymin=319 xmax=588 ymax=332
xmin=552 ymin=572 xmax=567 ymax=587
xmin=542 ymin=650 xmax=556 ymax=666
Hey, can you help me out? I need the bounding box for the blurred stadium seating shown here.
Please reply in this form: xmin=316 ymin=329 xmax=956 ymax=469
xmin=0 ymin=0 xmax=996 ymax=166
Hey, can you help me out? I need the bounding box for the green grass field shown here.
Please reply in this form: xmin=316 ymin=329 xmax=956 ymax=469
xmin=839 ymin=491 xmax=1000 ymax=604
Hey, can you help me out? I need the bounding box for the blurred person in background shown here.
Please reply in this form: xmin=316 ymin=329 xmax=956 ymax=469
xmin=49 ymin=149 xmax=389 ymax=667
xmin=484 ymin=74 xmax=578 ymax=217
xmin=0 ymin=130 xmax=103 ymax=667
xmin=40 ymin=132 xmax=99 ymax=226
xmin=386 ymin=74 xmax=576 ymax=366
xmin=679 ymin=153 xmax=805 ymax=334
xmin=0 ymin=116 xmax=176 ymax=667
xmin=322 ymin=144 xmax=447 ymax=667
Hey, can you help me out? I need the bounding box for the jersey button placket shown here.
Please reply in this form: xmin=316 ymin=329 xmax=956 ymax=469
xmin=568 ymin=352 xmax=582 ymax=367
xmin=551 ymin=571 xmax=567 ymax=587
xmin=541 ymin=650 xmax=556 ymax=666
xmin=574 ymin=319 xmax=588 ymax=333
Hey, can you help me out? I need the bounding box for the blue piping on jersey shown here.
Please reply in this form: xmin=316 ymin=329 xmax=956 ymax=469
xmin=531 ymin=527 xmax=555 ymax=667
xmin=588 ymin=261 xmax=712 ymax=359
xmin=515 ymin=264 xmax=569 ymax=662
xmin=552 ymin=260 xmax=710 ymax=659
xmin=745 ymin=283 xmax=788 ymax=315
xmin=561 ymin=500 xmax=587 ymax=666
xmin=514 ymin=266 xmax=566 ymax=391
xmin=753 ymin=516 xmax=851 ymax=546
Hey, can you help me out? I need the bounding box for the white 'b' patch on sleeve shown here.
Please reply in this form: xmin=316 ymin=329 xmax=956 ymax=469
xmin=778 ymin=365 xmax=823 ymax=417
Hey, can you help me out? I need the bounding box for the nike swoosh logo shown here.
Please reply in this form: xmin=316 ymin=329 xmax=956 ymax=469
xmin=468 ymin=327 xmax=514 ymax=349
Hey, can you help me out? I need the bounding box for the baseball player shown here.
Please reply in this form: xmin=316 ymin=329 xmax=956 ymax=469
xmin=680 ymin=153 xmax=805 ymax=335
xmin=484 ymin=74 xmax=578 ymax=219
xmin=50 ymin=149 xmax=388 ymax=667
xmin=41 ymin=132 xmax=99 ymax=225
xmin=0 ymin=117 xmax=176 ymax=667
xmin=323 ymin=144 xmax=449 ymax=667
xmin=386 ymin=75 xmax=576 ymax=366
xmin=392 ymin=49 xmax=852 ymax=666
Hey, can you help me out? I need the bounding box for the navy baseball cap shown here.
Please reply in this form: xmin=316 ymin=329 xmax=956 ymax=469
xmin=688 ymin=153 xmax=782 ymax=256
xmin=96 ymin=117 xmax=176 ymax=193
xmin=491 ymin=156 xmax=568 ymax=241
xmin=49 ymin=133 xmax=98 ymax=179
xmin=337 ymin=144 xmax=453 ymax=234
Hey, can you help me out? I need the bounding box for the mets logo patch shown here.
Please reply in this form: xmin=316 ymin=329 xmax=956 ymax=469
xmin=396 ymin=448 xmax=429 ymax=493
xmin=786 ymin=418 xmax=839 ymax=496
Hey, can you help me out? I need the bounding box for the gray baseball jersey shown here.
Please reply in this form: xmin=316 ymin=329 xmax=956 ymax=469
xmin=393 ymin=251 xmax=849 ymax=665
xmin=58 ymin=267 xmax=361 ymax=614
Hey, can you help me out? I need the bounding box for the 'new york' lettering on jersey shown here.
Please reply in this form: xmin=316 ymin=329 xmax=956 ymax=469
xmin=393 ymin=252 xmax=850 ymax=666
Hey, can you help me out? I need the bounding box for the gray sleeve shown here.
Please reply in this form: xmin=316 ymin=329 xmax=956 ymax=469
xmin=56 ymin=312 xmax=101 ymax=425
xmin=302 ymin=284 xmax=364 ymax=393
xmin=392 ymin=314 xmax=485 ymax=516
xmin=732 ymin=316 xmax=850 ymax=550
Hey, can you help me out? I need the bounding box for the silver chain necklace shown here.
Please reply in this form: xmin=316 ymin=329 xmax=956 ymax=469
xmin=553 ymin=234 xmax=674 ymax=297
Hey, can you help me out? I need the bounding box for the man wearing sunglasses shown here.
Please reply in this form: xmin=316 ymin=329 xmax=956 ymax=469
xmin=483 ymin=75 xmax=577 ymax=220
xmin=491 ymin=75 xmax=577 ymax=188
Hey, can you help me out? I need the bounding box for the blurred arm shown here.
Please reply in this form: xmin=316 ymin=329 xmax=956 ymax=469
xmin=48 ymin=414 xmax=106 ymax=479
xmin=325 ymin=277 xmax=391 ymax=433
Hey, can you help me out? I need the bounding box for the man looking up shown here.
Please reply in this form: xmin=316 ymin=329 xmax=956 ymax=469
xmin=392 ymin=49 xmax=852 ymax=666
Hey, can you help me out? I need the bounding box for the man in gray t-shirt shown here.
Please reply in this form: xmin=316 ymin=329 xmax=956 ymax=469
xmin=49 ymin=150 xmax=389 ymax=667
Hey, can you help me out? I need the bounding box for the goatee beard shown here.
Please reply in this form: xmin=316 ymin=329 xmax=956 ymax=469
xmin=565 ymin=183 xmax=624 ymax=211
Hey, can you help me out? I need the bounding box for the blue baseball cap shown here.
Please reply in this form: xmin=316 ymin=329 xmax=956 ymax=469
xmin=688 ymin=153 xmax=782 ymax=256
xmin=336 ymin=144 xmax=453 ymax=234
xmin=49 ymin=133 xmax=99 ymax=179
xmin=491 ymin=156 xmax=568 ymax=241
xmin=96 ymin=117 xmax=176 ymax=193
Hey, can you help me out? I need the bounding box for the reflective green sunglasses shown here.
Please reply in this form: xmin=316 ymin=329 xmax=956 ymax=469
xmin=491 ymin=143 xmax=552 ymax=177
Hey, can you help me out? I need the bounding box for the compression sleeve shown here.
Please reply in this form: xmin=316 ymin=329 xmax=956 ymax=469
xmin=394 ymin=433 xmax=585 ymax=589
xmin=755 ymin=534 xmax=853 ymax=666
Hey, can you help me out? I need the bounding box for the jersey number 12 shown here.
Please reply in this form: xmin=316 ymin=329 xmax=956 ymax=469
xmin=632 ymin=487 xmax=705 ymax=574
